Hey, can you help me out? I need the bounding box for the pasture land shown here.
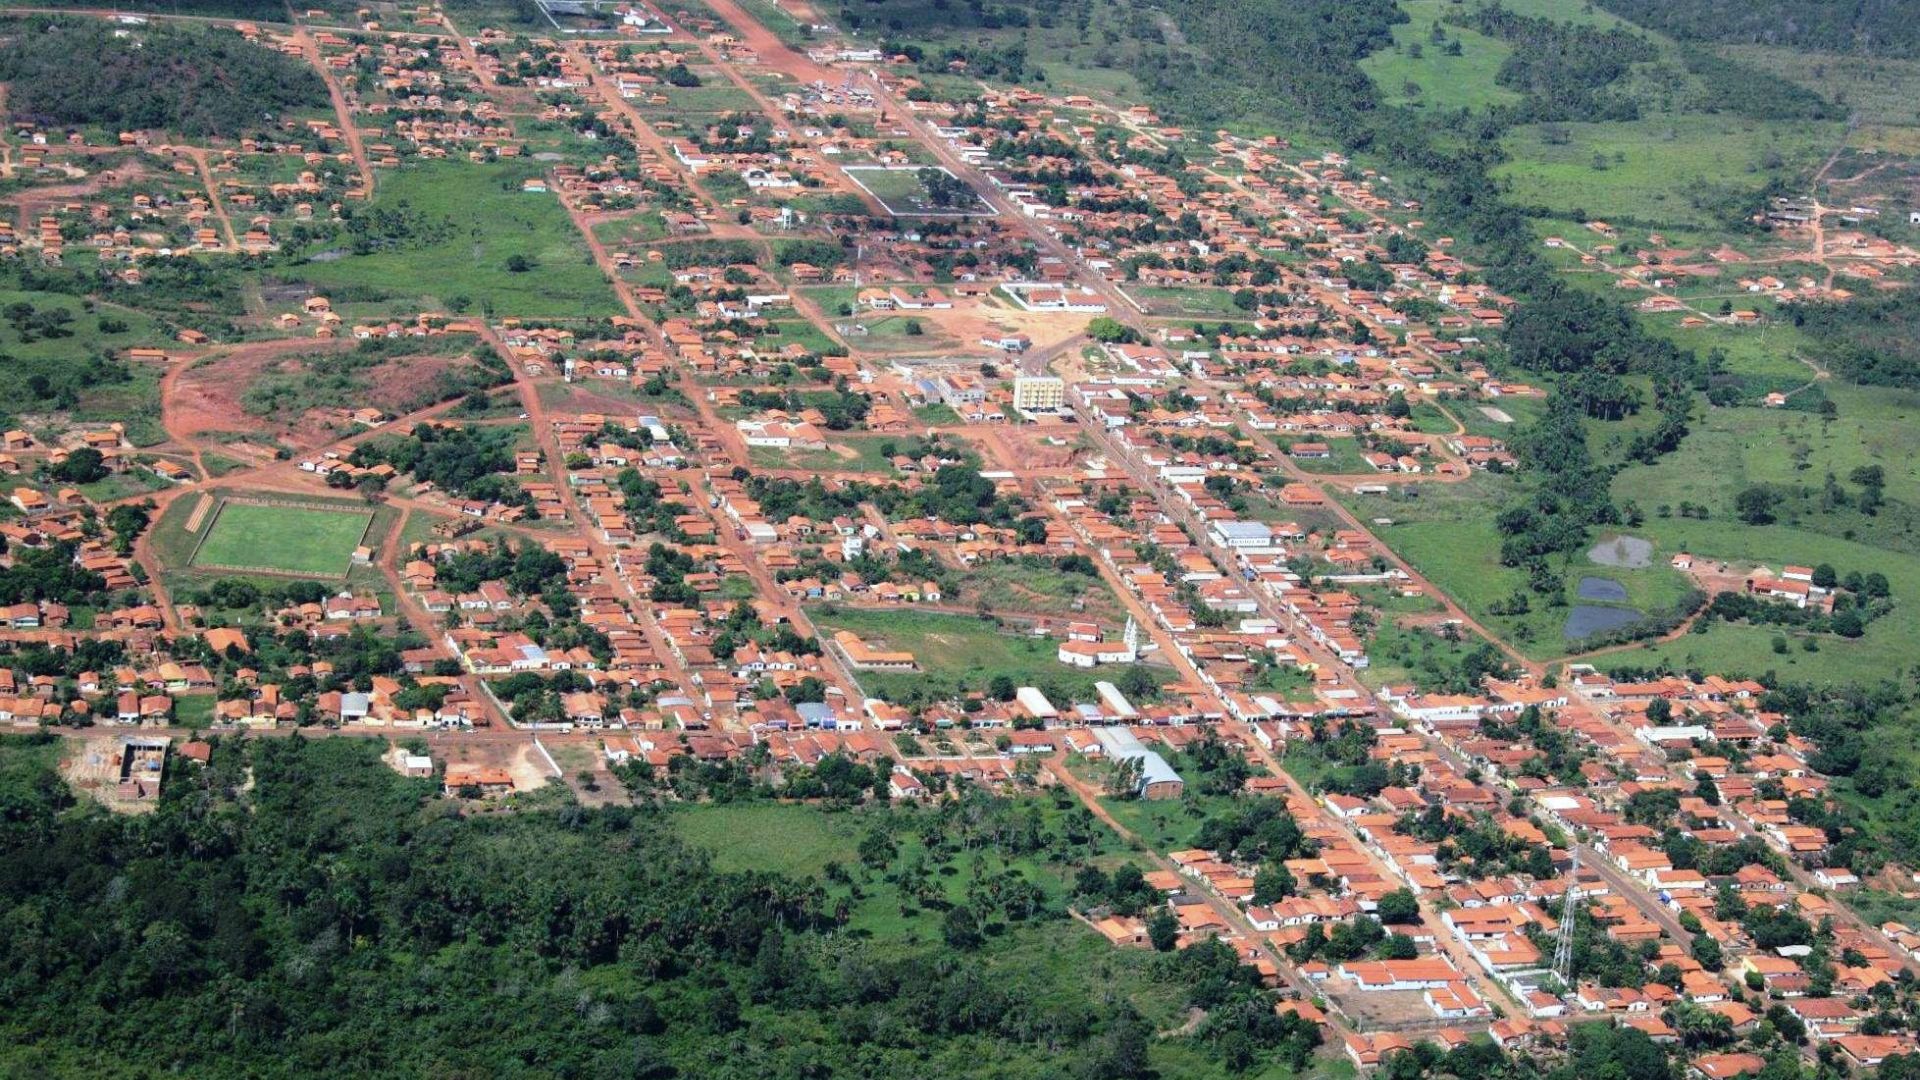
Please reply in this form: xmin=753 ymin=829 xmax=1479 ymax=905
xmin=1342 ymin=477 xmax=1696 ymax=660
xmin=1601 ymin=380 xmax=1920 ymax=681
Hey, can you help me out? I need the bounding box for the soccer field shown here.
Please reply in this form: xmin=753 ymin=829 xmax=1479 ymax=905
xmin=191 ymin=501 xmax=373 ymax=577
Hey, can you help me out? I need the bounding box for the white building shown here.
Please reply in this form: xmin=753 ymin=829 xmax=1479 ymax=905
xmin=1012 ymin=375 xmax=1066 ymax=414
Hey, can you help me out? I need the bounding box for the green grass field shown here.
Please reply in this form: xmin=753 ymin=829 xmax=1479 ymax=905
xmin=0 ymin=291 xmax=169 ymax=443
xmin=670 ymin=798 xmax=1148 ymax=940
xmin=673 ymin=802 xmax=859 ymax=878
xmin=294 ymin=161 xmax=620 ymax=318
xmin=192 ymin=501 xmax=373 ymax=576
xmin=1496 ymin=116 xmax=1840 ymax=228
xmin=1617 ymin=383 xmax=1920 ymax=509
xmin=1592 ymin=517 xmax=1920 ymax=685
xmin=1285 ymin=439 xmax=1373 ymax=475
xmin=1359 ymin=615 xmax=1496 ymax=690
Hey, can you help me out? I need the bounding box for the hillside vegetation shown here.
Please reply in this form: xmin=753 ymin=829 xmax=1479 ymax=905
xmin=1596 ymin=0 xmax=1920 ymax=57
xmin=0 ymin=20 xmax=328 ymax=138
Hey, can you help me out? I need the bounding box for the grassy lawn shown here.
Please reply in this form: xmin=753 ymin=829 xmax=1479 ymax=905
xmin=293 ymin=160 xmax=621 ymax=319
xmin=1454 ymin=394 xmax=1546 ymax=440
xmin=850 ymin=313 xmax=960 ymax=353
xmin=1134 ymin=286 xmax=1249 ymax=317
xmin=644 ymin=85 xmax=760 ymax=114
xmin=1408 ymin=402 xmax=1459 ymax=435
xmin=802 ymin=285 xmax=861 ymax=317
xmin=191 ymin=500 xmax=373 ymax=577
xmin=78 ymin=467 xmax=173 ymax=503
xmin=1284 ymin=438 xmax=1373 ymax=475
xmin=748 ymin=436 xmax=900 ymax=475
xmin=673 ymin=802 xmax=863 ymax=879
xmin=1496 ymin=115 xmax=1841 ymax=229
xmin=762 ymin=318 xmax=842 ymax=355
xmin=842 ymin=166 xmax=990 ymax=216
xmin=172 ymin=695 xmax=215 ymax=730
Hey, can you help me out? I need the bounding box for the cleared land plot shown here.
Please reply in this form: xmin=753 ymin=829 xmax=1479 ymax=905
xmin=955 ymin=560 xmax=1129 ymax=625
xmin=191 ymin=500 xmax=373 ymax=577
xmin=293 ymin=161 xmax=621 ymax=318
xmin=1496 ymin=116 xmax=1840 ymax=229
xmin=842 ymin=166 xmax=994 ymax=217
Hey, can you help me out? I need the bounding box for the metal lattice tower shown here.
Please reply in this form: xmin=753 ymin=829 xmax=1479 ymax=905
xmin=1553 ymin=846 xmax=1581 ymax=982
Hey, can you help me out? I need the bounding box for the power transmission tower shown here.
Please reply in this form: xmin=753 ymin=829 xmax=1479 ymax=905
xmin=1554 ymin=845 xmax=1581 ymax=984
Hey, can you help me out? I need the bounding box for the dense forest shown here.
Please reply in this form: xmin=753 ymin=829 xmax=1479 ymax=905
xmin=0 ymin=20 xmax=328 ymax=138
xmin=0 ymin=735 xmax=1314 ymax=1078
xmin=1596 ymin=0 xmax=1920 ymax=58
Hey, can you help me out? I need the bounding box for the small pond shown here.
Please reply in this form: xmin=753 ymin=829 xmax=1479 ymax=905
xmin=1564 ymin=605 xmax=1644 ymax=640
xmin=1587 ymin=535 xmax=1652 ymax=569
xmin=1576 ymin=576 xmax=1630 ymax=603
